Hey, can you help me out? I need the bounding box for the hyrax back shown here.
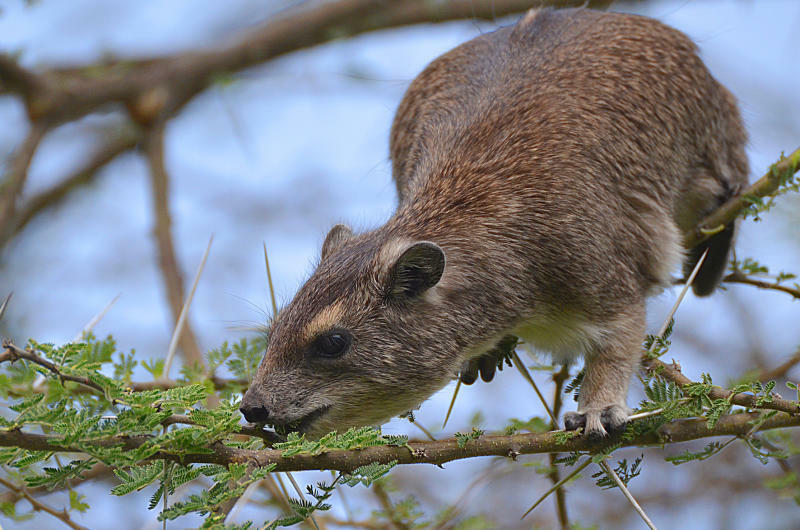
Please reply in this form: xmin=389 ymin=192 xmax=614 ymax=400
xmin=241 ymin=8 xmax=748 ymax=439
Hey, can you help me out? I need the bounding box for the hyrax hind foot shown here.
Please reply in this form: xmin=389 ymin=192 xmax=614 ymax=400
xmin=564 ymin=405 xmax=629 ymax=441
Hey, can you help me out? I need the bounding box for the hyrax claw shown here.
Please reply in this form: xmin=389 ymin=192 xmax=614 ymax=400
xmin=564 ymin=405 xmax=630 ymax=439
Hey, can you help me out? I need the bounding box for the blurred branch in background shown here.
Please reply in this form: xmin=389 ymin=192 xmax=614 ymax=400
xmin=1 ymin=129 xmax=140 ymax=247
xmin=143 ymin=123 xmax=203 ymax=367
xmin=0 ymin=0 xmax=617 ymax=366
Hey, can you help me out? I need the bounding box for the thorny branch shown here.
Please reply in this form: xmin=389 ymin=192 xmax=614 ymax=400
xmin=0 ymin=411 xmax=797 ymax=473
xmin=721 ymin=271 xmax=800 ymax=300
xmin=644 ymin=357 xmax=800 ymax=415
xmin=0 ymin=340 xmax=107 ymax=395
xmin=0 ymin=461 xmax=109 ymax=507
xmin=0 ymin=474 xmax=88 ymax=530
xmin=687 ymin=146 xmax=800 ymax=248
xmin=2 ymin=340 xmax=798 ymax=475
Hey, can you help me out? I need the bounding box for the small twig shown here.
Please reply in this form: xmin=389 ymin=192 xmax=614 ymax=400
xmin=372 ymin=481 xmax=410 ymax=530
xmin=4 ymin=131 xmax=138 ymax=246
xmin=644 ymin=357 xmax=800 ymax=415
xmin=511 ymin=350 xmax=557 ymax=424
xmin=721 ymin=271 xmax=800 ymax=300
xmin=599 ymin=460 xmax=657 ymax=530
xmin=285 ymin=472 xmax=321 ymax=530
xmin=0 ymin=340 xmax=106 ymax=395
xmin=0 ymin=474 xmax=88 ymax=530
xmin=686 ymin=146 xmax=800 ymax=248
xmin=160 ymin=414 xmax=282 ymax=443
xmin=163 ymin=235 xmax=214 ymax=378
xmin=521 ymin=457 xmax=592 ymax=520
xmin=549 ymin=363 xmax=571 ymax=529
xmin=0 ymin=122 xmax=48 ymax=237
xmin=406 ymin=415 xmax=436 ymax=441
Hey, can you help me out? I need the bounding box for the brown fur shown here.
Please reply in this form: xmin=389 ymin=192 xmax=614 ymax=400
xmin=240 ymin=8 xmax=748 ymax=438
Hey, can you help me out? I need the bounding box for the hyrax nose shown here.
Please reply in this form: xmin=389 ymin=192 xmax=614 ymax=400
xmin=239 ymin=402 xmax=271 ymax=424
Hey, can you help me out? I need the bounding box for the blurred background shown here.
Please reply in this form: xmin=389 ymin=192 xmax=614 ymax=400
xmin=1 ymin=0 xmax=799 ymax=528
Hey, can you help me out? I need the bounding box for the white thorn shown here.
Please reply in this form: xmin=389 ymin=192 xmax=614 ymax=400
xmin=0 ymin=292 xmax=12 ymax=322
xmin=72 ymin=293 xmax=121 ymax=342
xmin=163 ymin=235 xmax=214 ymax=379
xmin=600 ymin=460 xmax=657 ymax=530
xmin=649 ymin=249 xmax=709 ymax=354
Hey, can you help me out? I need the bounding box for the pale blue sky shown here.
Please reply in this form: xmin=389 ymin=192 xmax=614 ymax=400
xmin=1 ymin=1 xmax=799 ymax=528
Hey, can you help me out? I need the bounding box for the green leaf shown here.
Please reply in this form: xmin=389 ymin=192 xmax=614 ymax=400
xmin=666 ymin=442 xmax=725 ymax=465
xmin=69 ymin=490 xmax=90 ymax=513
xmin=342 ymin=461 xmax=397 ymax=487
xmin=112 ymin=462 xmax=164 ymax=496
xmin=454 ymin=428 xmax=484 ymax=448
xmin=25 ymin=459 xmax=96 ymax=490
xmin=592 ymin=456 xmax=643 ymax=489
xmin=142 ymin=358 xmax=165 ymax=380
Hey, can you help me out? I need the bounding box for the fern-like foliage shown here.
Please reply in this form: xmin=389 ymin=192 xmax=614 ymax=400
xmin=592 ymin=456 xmax=643 ymax=489
xmin=273 ymin=426 xmax=409 ymax=457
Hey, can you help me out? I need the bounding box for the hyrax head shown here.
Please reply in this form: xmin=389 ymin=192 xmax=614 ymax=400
xmin=240 ymin=224 xmax=456 ymax=438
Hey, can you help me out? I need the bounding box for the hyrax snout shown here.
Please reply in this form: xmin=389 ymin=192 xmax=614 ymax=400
xmin=240 ymin=7 xmax=748 ymax=439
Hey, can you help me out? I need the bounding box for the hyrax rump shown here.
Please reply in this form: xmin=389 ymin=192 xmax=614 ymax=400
xmin=240 ymin=8 xmax=748 ymax=439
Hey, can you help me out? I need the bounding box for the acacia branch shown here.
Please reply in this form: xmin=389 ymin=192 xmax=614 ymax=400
xmin=162 ymin=414 xmax=282 ymax=444
xmin=721 ymin=271 xmax=800 ymax=300
xmin=0 ymin=462 xmax=110 ymax=511
xmin=0 ymin=411 xmax=797 ymax=472
xmin=0 ymin=475 xmax=88 ymax=530
xmin=644 ymin=357 xmax=800 ymax=414
xmin=686 ymin=146 xmax=800 ymax=248
xmin=0 ymin=340 xmax=106 ymax=395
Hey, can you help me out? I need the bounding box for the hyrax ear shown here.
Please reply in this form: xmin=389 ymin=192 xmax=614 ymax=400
xmin=387 ymin=241 xmax=445 ymax=299
xmin=321 ymin=224 xmax=354 ymax=260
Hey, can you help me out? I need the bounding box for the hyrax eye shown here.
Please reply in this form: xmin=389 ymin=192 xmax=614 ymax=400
xmin=310 ymin=330 xmax=351 ymax=358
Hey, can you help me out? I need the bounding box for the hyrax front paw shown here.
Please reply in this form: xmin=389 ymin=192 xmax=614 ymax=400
xmin=563 ymin=405 xmax=629 ymax=441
